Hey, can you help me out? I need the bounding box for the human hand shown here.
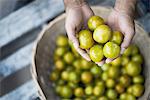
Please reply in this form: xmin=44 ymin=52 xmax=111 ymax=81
xmin=105 ymin=8 xmax=135 ymax=63
xmin=65 ymin=2 xmax=94 ymax=61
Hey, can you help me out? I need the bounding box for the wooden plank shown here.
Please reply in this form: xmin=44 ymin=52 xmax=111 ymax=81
xmin=0 ymin=24 xmax=42 ymax=97
xmin=0 ymin=0 xmax=64 ymax=60
xmin=0 ymin=42 xmax=33 ymax=77
xmin=0 ymin=27 xmax=41 ymax=60
xmin=0 ymin=42 xmax=37 ymax=98
xmin=1 ymin=80 xmax=38 ymax=100
xmin=1 ymin=65 xmax=31 ymax=96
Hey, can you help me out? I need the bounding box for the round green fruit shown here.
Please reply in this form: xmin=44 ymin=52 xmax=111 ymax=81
xmin=103 ymin=42 xmax=120 ymax=59
xmin=61 ymin=70 xmax=69 ymax=81
xmin=93 ymin=85 xmax=105 ymax=96
xmin=115 ymin=83 xmax=125 ymax=94
xmin=86 ymin=96 xmax=97 ymax=100
xmin=121 ymin=56 xmax=130 ymax=66
xmin=73 ymin=59 xmax=82 ymax=70
xmin=56 ymin=79 xmax=65 ymax=85
xmin=81 ymin=71 xmax=93 ymax=84
xmin=68 ymin=82 xmax=78 ymax=89
xmin=101 ymin=63 xmax=111 ymax=71
xmin=74 ymin=98 xmax=82 ymax=100
xmin=126 ymin=93 xmax=136 ymax=100
xmin=90 ymin=64 xmax=102 ymax=75
xmin=119 ymin=75 xmax=131 ymax=87
xmin=98 ymin=96 xmax=108 ymax=100
xmin=81 ymin=59 xmax=92 ymax=69
xmin=85 ymin=85 xmax=93 ymax=95
xmin=120 ymin=93 xmax=128 ymax=100
xmin=106 ymin=78 xmax=115 ymax=88
xmin=89 ymin=45 xmax=104 ymax=62
xmin=126 ymin=61 xmax=141 ymax=76
xmin=131 ymin=54 xmax=143 ymax=64
xmin=132 ymin=84 xmax=144 ymax=97
xmin=50 ymin=70 xmax=59 ymax=81
xmin=79 ymin=30 xmax=94 ymax=49
xmin=63 ymin=52 xmax=74 ymax=64
xmin=101 ymin=71 xmax=109 ymax=81
xmin=55 ymin=47 xmax=67 ymax=57
xmin=69 ymin=71 xmax=80 ymax=83
xmin=131 ymin=45 xmax=139 ymax=55
xmin=55 ymin=85 xmax=62 ymax=94
xmin=110 ymin=31 xmax=123 ymax=45
xmin=111 ymin=57 xmax=122 ymax=67
xmin=88 ymin=16 xmax=104 ymax=31
xmin=96 ymin=81 xmax=105 ymax=86
xmin=106 ymin=89 xmax=118 ymax=99
xmin=56 ymin=35 xmax=68 ymax=46
xmin=61 ymin=86 xmax=72 ymax=98
xmin=93 ymin=25 xmax=111 ymax=43
xmin=127 ymin=86 xmax=133 ymax=94
xmin=123 ymin=44 xmax=139 ymax=56
xmin=74 ymin=87 xmax=84 ymax=97
xmin=69 ymin=41 xmax=80 ymax=57
xmin=133 ymin=75 xmax=144 ymax=84
xmin=55 ymin=60 xmax=65 ymax=71
xmin=121 ymin=66 xmax=127 ymax=74
xmin=108 ymin=66 xmax=120 ymax=79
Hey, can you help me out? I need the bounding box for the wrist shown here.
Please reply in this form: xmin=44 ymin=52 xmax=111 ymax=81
xmin=64 ymin=0 xmax=86 ymax=9
xmin=113 ymin=8 xmax=134 ymax=21
xmin=114 ymin=0 xmax=136 ymax=17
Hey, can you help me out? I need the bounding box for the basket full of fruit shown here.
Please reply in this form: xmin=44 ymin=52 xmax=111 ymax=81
xmin=31 ymin=6 xmax=150 ymax=100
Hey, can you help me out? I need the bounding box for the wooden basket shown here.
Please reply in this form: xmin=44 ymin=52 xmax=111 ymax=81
xmin=31 ymin=6 xmax=150 ymax=100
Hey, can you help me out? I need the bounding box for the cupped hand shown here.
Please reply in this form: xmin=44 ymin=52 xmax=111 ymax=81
xmin=105 ymin=8 xmax=135 ymax=63
xmin=65 ymin=3 xmax=94 ymax=61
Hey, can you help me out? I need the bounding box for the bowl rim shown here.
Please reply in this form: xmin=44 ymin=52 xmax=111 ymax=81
xmin=31 ymin=13 xmax=66 ymax=100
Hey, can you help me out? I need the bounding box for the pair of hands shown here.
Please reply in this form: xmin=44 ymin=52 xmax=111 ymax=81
xmin=65 ymin=3 xmax=135 ymax=66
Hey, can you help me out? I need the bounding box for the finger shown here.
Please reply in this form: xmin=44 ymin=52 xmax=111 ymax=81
xmin=71 ymin=34 xmax=91 ymax=61
xmin=82 ymin=5 xmax=94 ymax=29
xmin=120 ymin=47 xmax=126 ymax=54
xmin=67 ymin=27 xmax=91 ymax=61
xmin=119 ymin=15 xmax=135 ymax=48
xmin=107 ymin=16 xmax=114 ymax=28
xmin=76 ymin=47 xmax=91 ymax=61
xmin=82 ymin=4 xmax=94 ymax=19
xmin=121 ymin=29 xmax=134 ymax=49
xmin=105 ymin=58 xmax=113 ymax=63
xmin=107 ymin=13 xmax=119 ymax=30
xmin=106 ymin=53 xmax=122 ymax=63
xmin=96 ymin=60 xmax=105 ymax=66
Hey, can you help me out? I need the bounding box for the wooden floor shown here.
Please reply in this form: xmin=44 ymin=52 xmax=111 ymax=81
xmin=0 ymin=0 xmax=149 ymax=100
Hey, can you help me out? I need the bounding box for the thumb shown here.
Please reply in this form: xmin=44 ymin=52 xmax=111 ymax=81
xmin=66 ymin=26 xmax=91 ymax=61
xmin=66 ymin=26 xmax=79 ymax=49
xmin=121 ymin=25 xmax=135 ymax=54
xmin=119 ymin=16 xmax=135 ymax=53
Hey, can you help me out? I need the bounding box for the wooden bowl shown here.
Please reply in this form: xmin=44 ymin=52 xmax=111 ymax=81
xmin=31 ymin=6 xmax=150 ymax=100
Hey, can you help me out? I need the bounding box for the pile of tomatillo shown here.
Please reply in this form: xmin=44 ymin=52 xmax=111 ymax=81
xmin=50 ymin=34 xmax=144 ymax=100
